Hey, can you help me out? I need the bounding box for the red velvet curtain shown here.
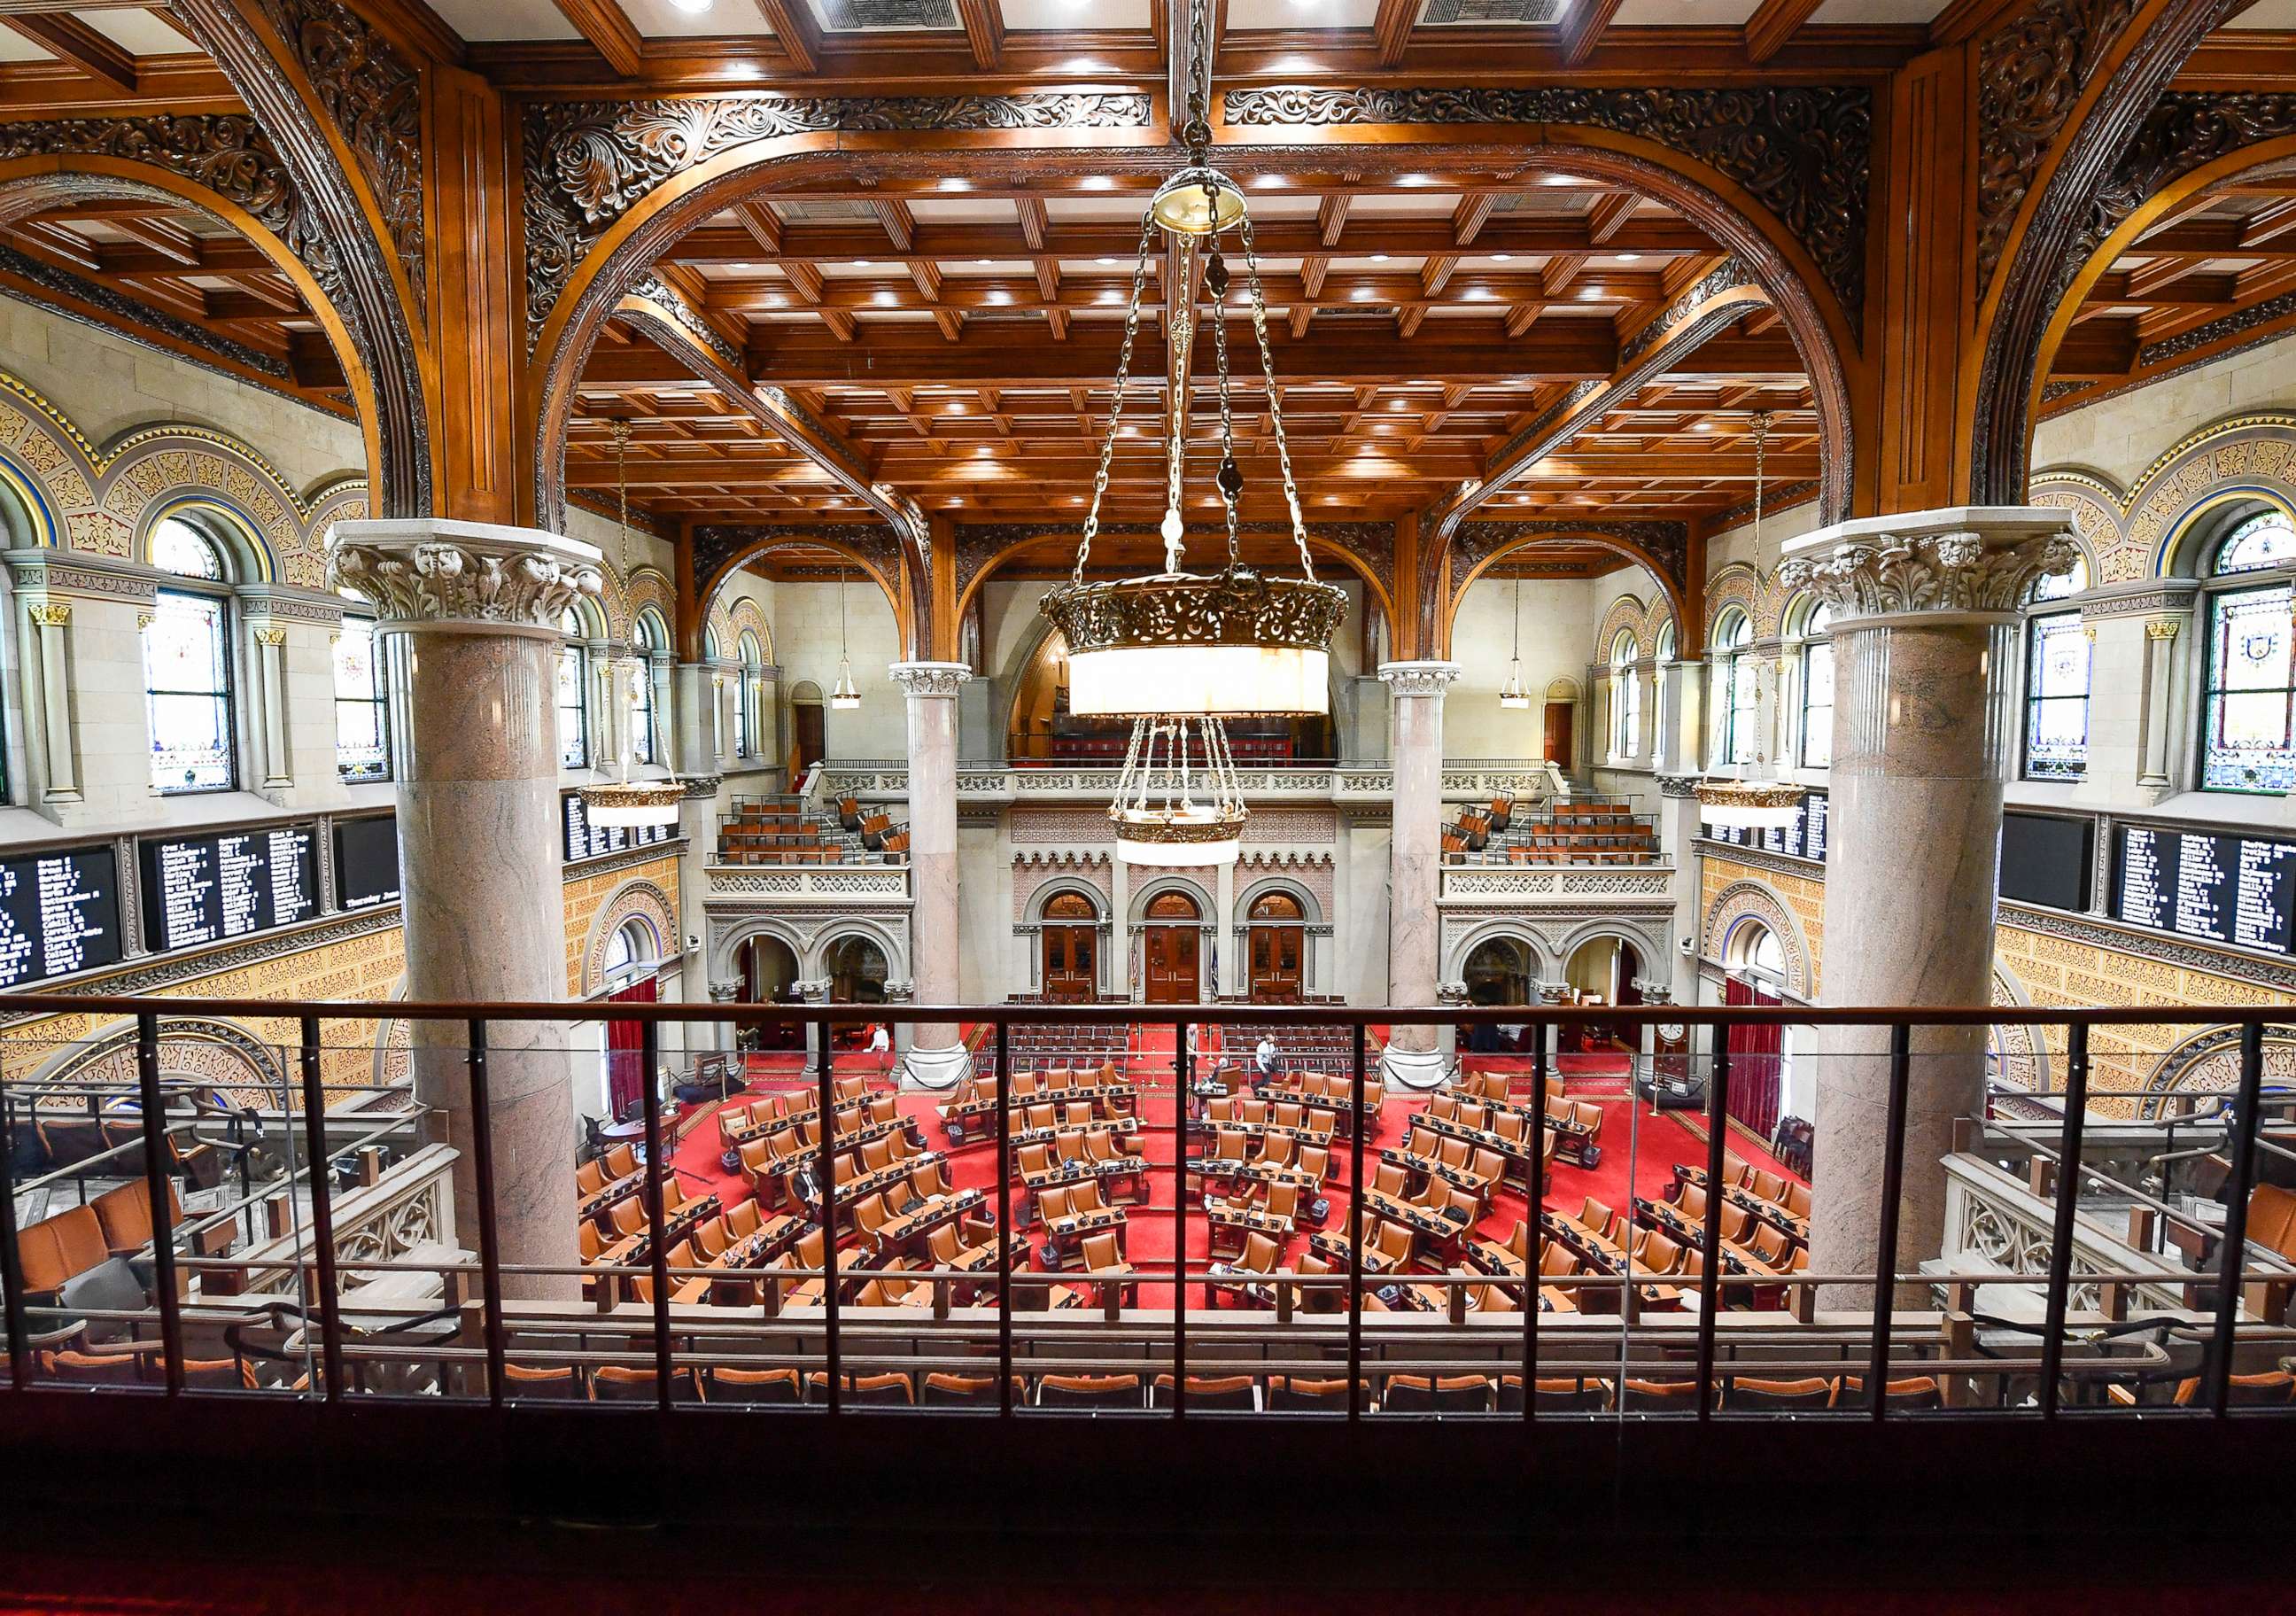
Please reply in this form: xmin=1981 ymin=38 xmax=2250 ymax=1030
xmin=1724 ymin=975 xmax=1784 ymax=1142
xmin=606 ymin=976 xmax=655 ymax=1118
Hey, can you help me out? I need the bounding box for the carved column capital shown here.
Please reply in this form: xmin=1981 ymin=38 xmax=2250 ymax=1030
xmin=1655 ymin=772 xmax=1705 ymax=799
xmin=26 ymin=601 xmax=70 ymax=627
xmin=678 ymin=773 xmax=725 ymax=799
xmin=328 ymin=518 xmax=603 ymax=633
xmin=1778 ymin=508 xmax=2077 ymax=625
xmin=1377 ymin=659 xmax=1463 ymax=699
xmin=2145 ymin=618 xmax=2184 ymax=641
xmin=887 ymin=660 xmax=973 ymax=699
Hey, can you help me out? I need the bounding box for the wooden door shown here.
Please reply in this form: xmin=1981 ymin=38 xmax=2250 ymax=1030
xmin=1543 ymin=702 xmax=1573 ymax=767
xmin=794 ymin=702 xmax=826 ymax=772
xmin=1245 ymin=891 xmax=1304 ymax=1002
xmin=1042 ymin=926 xmax=1097 ymax=1001
xmin=1144 ymin=925 xmax=1199 ymax=1003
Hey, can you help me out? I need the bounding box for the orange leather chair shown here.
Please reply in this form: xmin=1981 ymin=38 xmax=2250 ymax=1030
xmin=17 ymin=1204 xmax=111 ymax=1301
xmin=91 ymin=1179 xmax=180 ymax=1257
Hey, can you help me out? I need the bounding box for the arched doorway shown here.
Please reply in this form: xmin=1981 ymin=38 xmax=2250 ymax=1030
xmin=787 ymin=680 xmax=826 ymax=775
xmin=733 ymin=933 xmax=803 ymax=1052
xmin=824 ymin=935 xmax=888 ymax=1006
xmin=1245 ymin=891 xmax=1305 ymax=1003
xmin=1543 ymin=678 xmax=1578 ymax=771
xmin=1040 ymin=891 xmax=1099 ymax=1003
xmin=1141 ymin=890 xmax=1202 ymax=1005
xmin=1462 ymin=936 xmax=1532 ymax=1054
xmin=1562 ymin=936 xmax=1642 ymax=1054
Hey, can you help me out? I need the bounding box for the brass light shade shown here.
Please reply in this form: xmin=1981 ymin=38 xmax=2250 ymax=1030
xmin=1150 ymin=166 xmax=1247 ymax=237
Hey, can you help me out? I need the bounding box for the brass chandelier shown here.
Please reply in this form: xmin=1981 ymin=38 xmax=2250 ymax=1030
xmin=1038 ymin=0 xmax=1345 ymax=865
xmin=1695 ymin=413 xmax=1806 ymax=833
xmin=578 ymin=421 xmax=683 ymax=831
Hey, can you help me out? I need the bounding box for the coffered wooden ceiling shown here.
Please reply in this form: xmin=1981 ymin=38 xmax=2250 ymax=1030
xmin=0 ymin=0 xmax=2290 ymax=547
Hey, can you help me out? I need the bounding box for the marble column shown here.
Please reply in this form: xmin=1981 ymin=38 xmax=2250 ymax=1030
xmin=889 ymin=661 xmax=972 ymax=1088
xmin=674 ymin=769 xmax=721 ymax=1027
xmin=1778 ymin=509 xmax=2075 ymax=1307
xmin=330 ymin=518 xmax=604 ymax=1301
xmin=1378 ymin=660 xmax=1460 ymax=1089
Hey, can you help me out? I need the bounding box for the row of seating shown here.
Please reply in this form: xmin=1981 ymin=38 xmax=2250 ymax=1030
xmin=15 ymin=1179 xmax=177 ymax=1302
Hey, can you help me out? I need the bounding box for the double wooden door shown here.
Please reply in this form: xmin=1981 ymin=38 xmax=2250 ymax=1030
xmin=1041 ymin=925 xmax=1097 ymax=1002
xmin=1143 ymin=924 xmax=1200 ymax=1003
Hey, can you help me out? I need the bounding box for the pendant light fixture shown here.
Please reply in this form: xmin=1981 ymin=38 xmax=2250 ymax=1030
xmin=830 ymin=566 xmax=861 ymax=710
xmin=578 ymin=420 xmax=683 ymax=831
xmin=1498 ymin=571 xmax=1530 ymax=709
xmin=1695 ymin=411 xmax=1805 ymax=833
xmin=1037 ymin=0 xmax=1345 ymax=866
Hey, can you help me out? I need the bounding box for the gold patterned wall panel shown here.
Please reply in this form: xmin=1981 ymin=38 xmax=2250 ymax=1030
xmin=563 ymin=855 xmax=682 ymax=995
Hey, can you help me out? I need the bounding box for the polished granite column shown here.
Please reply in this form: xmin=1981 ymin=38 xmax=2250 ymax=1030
xmin=1378 ymin=660 xmax=1461 ymax=1089
xmin=890 ymin=661 xmax=973 ymax=1088
xmin=1778 ymin=509 xmax=2075 ymax=1307
xmin=330 ymin=518 xmax=604 ymax=1301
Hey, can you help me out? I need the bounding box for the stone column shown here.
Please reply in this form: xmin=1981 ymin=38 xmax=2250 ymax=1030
xmin=889 ymin=661 xmax=972 ymax=1087
xmin=330 ymin=518 xmax=604 ymax=1301
xmin=248 ymin=624 xmax=293 ymax=791
xmin=1377 ymin=660 xmax=1460 ymax=1088
xmin=674 ymin=769 xmax=721 ymax=1022
xmin=1779 ymin=509 xmax=2075 ymax=1306
xmin=1654 ymin=772 xmax=1706 ymax=1002
xmin=22 ymin=600 xmax=78 ymax=804
xmin=674 ymin=663 xmax=713 ymax=774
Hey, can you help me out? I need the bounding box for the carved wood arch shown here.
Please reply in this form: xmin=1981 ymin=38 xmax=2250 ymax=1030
xmin=1445 ymin=527 xmax=1694 ymax=657
xmin=0 ymin=159 xmax=386 ymax=511
xmin=165 ymin=0 xmax=433 ymax=519
xmin=1964 ymin=0 xmax=2260 ymax=507
xmin=696 ymin=530 xmax=912 ymax=656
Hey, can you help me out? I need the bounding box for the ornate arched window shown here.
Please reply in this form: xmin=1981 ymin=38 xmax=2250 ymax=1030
xmin=1726 ymin=917 xmax=1788 ymax=983
xmin=2021 ymin=553 xmax=2091 ymax=781
xmin=1610 ymin=630 xmax=1641 ymax=758
xmin=602 ymin=916 xmax=655 ymax=982
xmin=141 ymin=515 xmax=236 ymax=795
xmin=332 ymin=611 xmax=390 ymax=782
xmin=2201 ymin=510 xmax=2294 ymax=794
xmin=632 ymin=610 xmax=667 ymax=767
xmin=1793 ymin=599 xmax=1834 ymax=768
xmin=735 ymin=630 xmax=764 ymax=759
xmin=1711 ymin=608 xmax=1756 ymax=767
xmin=1045 ymin=890 xmax=1098 ymax=921
xmin=1650 ymin=620 xmax=1675 ymax=768
xmin=556 ymin=607 xmax=590 ymax=769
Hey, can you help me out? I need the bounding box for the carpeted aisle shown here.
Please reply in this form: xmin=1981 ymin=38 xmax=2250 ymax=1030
xmin=662 ymin=1031 xmax=1807 ymax=1309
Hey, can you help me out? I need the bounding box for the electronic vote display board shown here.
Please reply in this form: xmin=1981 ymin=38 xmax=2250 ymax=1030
xmin=1700 ymin=789 xmax=1829 ymax=862
xmin=1999 ymin=812 xmax=2094 ymax=913
xmin=561 ymin=793 xmax=676 ymax=863
xmin=333 ymin=814 xmax=401 ymax=911
xmin=2114 ymin=824 xmax=2296 ymax=957
xmin=140 ymin=825 xmax=320 ymax=953
xmin=0 ymin=844 xmax=123 ymax=987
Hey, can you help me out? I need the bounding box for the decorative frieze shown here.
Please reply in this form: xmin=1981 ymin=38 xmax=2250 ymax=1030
xmin=1778 ymin=511 xmax=2078 ymax=619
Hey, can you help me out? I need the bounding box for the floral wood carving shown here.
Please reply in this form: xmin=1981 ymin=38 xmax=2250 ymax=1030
xmin=1974 ymin=0 xmax=2141 ymax=298
xmin=1221 ymin=86 xmax=1870 ymax=325
xmin=692 ymin=523 xmax=909 ymax=598
xmin=1449 ymin=519 xmax=1690 ymax=605
xmin=522 ymin=93 xmax=1153 ymax=340
xmin=2070 ymin=93 xmax=2296 ymax=307
xmin=252 ymin=0 xmax=426 ymax=325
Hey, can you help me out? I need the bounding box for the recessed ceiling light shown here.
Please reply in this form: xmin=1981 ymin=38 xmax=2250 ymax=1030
xmin=666 ymin=0 xmax=712 ymax=12
xmin=1616 ymin=252 xmax=1641 ymax=262
xmin=1096 ymin=256 xmax=1116 ymax=266
xmin=1370 ymin=252 xmax=1389 ymax=263
xmin=976 ymin=258 xmax=992 ymax=266
xmin=1696 ymin=421 xmax=1714 ymax=431
xmin=855 ymin=258 xmax=873 ymax=268
xmin=1492 ymin=252 xmax=1512 ymax=262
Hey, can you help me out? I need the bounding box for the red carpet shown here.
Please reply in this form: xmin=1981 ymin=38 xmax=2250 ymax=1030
xmin=663 ymin=1031 xmax=1803 ymax=1309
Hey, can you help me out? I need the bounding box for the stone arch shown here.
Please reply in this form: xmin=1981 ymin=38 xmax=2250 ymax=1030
xmin=1703 ymin=879 xmax=1813 ymax=999
xmin=1594 ymin=593 xmax=1650 ymax=665
xmin=1705 ymin=560 xmax=1787 ymax=641
xmin=622 ymin=566 xmax=678 ymax=642
xmin=1236 ymin=873 xmax=1324 ymax=928
xmin=698 ymin=532 xmax=909 ymax=658
xmin=1129 ymin=872 xmax=1217 ymax=928
xmin=29 ymin=1015 xmax=287 ymax=1113
xmin=1028 ymin=875 xmax=1110 ymax=924
xmin=811 ymin=919 xmax=909 ymax=987
xmin=1990 ymin=960 xmax=2049 ymax=1099
xmin=578 ymin=877 xmax=677 ymax=997
xmin=2030 ymin=416 xmax=2296 ymax=585
xmin=709 ymin=914 xmax=811 ymax=987
xmin=1441 ymin=919 xmax=1552 ymax=991
xmin=726 ymin=595 xmax=772 ymax=664
xmin=0 ymin=155 xmax=410 ymax=516
xmin=2137 ymin=1023 xmax=2296 ymax=1122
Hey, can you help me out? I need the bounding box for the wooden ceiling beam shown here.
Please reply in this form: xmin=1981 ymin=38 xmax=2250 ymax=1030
xmin=702 ymin=266 xmax=1673 ymax=315
xmin=1557 ymin=0 xmax=1626 ymax=66
xmin=1744 ymin=0 xmax=1830 ymax=64
xmin=751 ymin=0 xmax=821 ymax=74
xmin=549 ymin=0 xmax=645 ymax=78
xmin=955 ymin=0 xmax=1004 ymax=68
xmin=1372 ymin=0 xmax=1420 ymax=66
xmin=0 ymin=12 xmax=136 ymax=92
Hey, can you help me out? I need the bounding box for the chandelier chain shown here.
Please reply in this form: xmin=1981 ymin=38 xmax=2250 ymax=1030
xmin=1236 ymin=207 xmax=1315 ymax=582
xmin=1207 ymin=243 xmax=1244 ymax=570
xmin=1072 ymin=211 xmax=1161 ymax=587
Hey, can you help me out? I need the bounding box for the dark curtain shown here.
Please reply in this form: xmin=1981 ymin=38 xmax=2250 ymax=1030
xmin=607 ymin=975 xmax=656 ymax=1118
xmin=1724 ymin=975 xmax=1784 ymax=1142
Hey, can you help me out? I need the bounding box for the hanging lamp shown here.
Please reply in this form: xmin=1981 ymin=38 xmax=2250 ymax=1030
xmin=578 ymin=421 xmax=683 ymax=831
xmin=1498 ymin=571 xmax=1530 ymax=709
xmin=830 ymin=567 xmax=861 ymax=710
xmin=1695 ymin=412 xmax=1805 ymax=833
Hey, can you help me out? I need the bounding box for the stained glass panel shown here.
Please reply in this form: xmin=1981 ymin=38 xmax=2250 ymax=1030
xmin=2024 ymin=611 xmax=2090 ymax=780
xmin=333 ymin=618 xmax=389 ymax=782
xmin=144 ymin=589 xmax=234 ymax=794
xmin=2203 ymin=581 xmax=2294 ymax=793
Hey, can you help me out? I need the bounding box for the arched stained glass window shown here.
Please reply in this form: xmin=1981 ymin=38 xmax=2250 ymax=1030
xmin=333 ymin=616 xmax=389 ymax=781
xmin=2201 ymin=511 xmax=2293 ymax=794
xmin=143 ymin=517 xmax=235 ymax=795
xmin=632 ymin=611 xmax=665 ymax=767
xmin=2022 ymin=556 xmax=2091 ymax=781
xmin=557 ymin=609 xmax=589 ymax=770
xmin=1797 ymin=601 xmax=1834 ymax=768
xmin=1610 ymin=631 xmax=1640 ymax=758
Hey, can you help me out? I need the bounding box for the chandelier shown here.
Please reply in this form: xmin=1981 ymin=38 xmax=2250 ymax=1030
xmin=831 ymin=567 xmax=861 ymax=710
xmin=578 ymin=420 xmax=682 ymax=831
xmin=1498 ymin=572 xmax=1530 ymax=709
xmin=1112 ymin=716 xmax=1245 ymax=867
xmin=1695 ymin=412 xmax=1806 ymax=833
xmin=1037 ymin=0 xmax=1346 ymax=733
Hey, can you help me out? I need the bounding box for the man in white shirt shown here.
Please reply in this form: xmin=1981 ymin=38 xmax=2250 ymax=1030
xmin=868 ymin=1022 xmax=892 ymax=1077
xmin=1254 ymin=1035 xmax=1276 ymax=1082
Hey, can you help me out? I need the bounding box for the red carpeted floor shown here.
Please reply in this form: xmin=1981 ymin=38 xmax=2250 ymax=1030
xmin=665 ymin=1033 xmax=1801 ymax=1309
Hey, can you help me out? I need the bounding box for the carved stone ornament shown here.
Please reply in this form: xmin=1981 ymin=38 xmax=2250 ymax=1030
xmin=888 ymin=661 xmax=973 ymax=698
xmin=1778 ymin=527 xmax=2080 ymax=619
xmin=327 ymin=520 xmax=605 ymax=629
xmin=679 ymin=773 xmax=725 ymax=798
xmin=522 ymin=92 xmax=1154 ymax=336
xmin=1655 ymin=772 xmax=1705 ymax=798
xmin=1377 ymin=660 xmax=1463 ymax=699
xmin=25 ymin=601 xmax=70 ymax=627
xmin=1220 ymin=85 xmax=1872 ymax=324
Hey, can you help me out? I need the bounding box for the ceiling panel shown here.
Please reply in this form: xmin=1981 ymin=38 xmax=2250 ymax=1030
xmin=425 ymin=0 xmax=581 ymax=41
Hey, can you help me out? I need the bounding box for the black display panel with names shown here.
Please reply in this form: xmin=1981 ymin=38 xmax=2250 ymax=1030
xmin=333 ymin=815 xmax=401 ymax=911
xmin=562 ymin=793 xmax=674 ymax=862
xmin=0 ymin=845 xmax=122 ymax=988
xmin=140 ymin=826 xmax=320 ymax=953
xmin=2113 ymin=825 xmax=2295 ymax=958
xmin=1702 ymin=790 xmax=1828 ymax=862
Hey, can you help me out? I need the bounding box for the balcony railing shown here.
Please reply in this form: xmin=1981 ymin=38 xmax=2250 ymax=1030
xmin=4 ymin=995 xmax=2292 ymax=1431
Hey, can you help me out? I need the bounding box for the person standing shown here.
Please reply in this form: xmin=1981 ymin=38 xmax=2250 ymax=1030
xmin=1254 ymin=1034 xmax=1277 ymax=1085
xmin=868 ymin=1022 xmax=893 ymax=1078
